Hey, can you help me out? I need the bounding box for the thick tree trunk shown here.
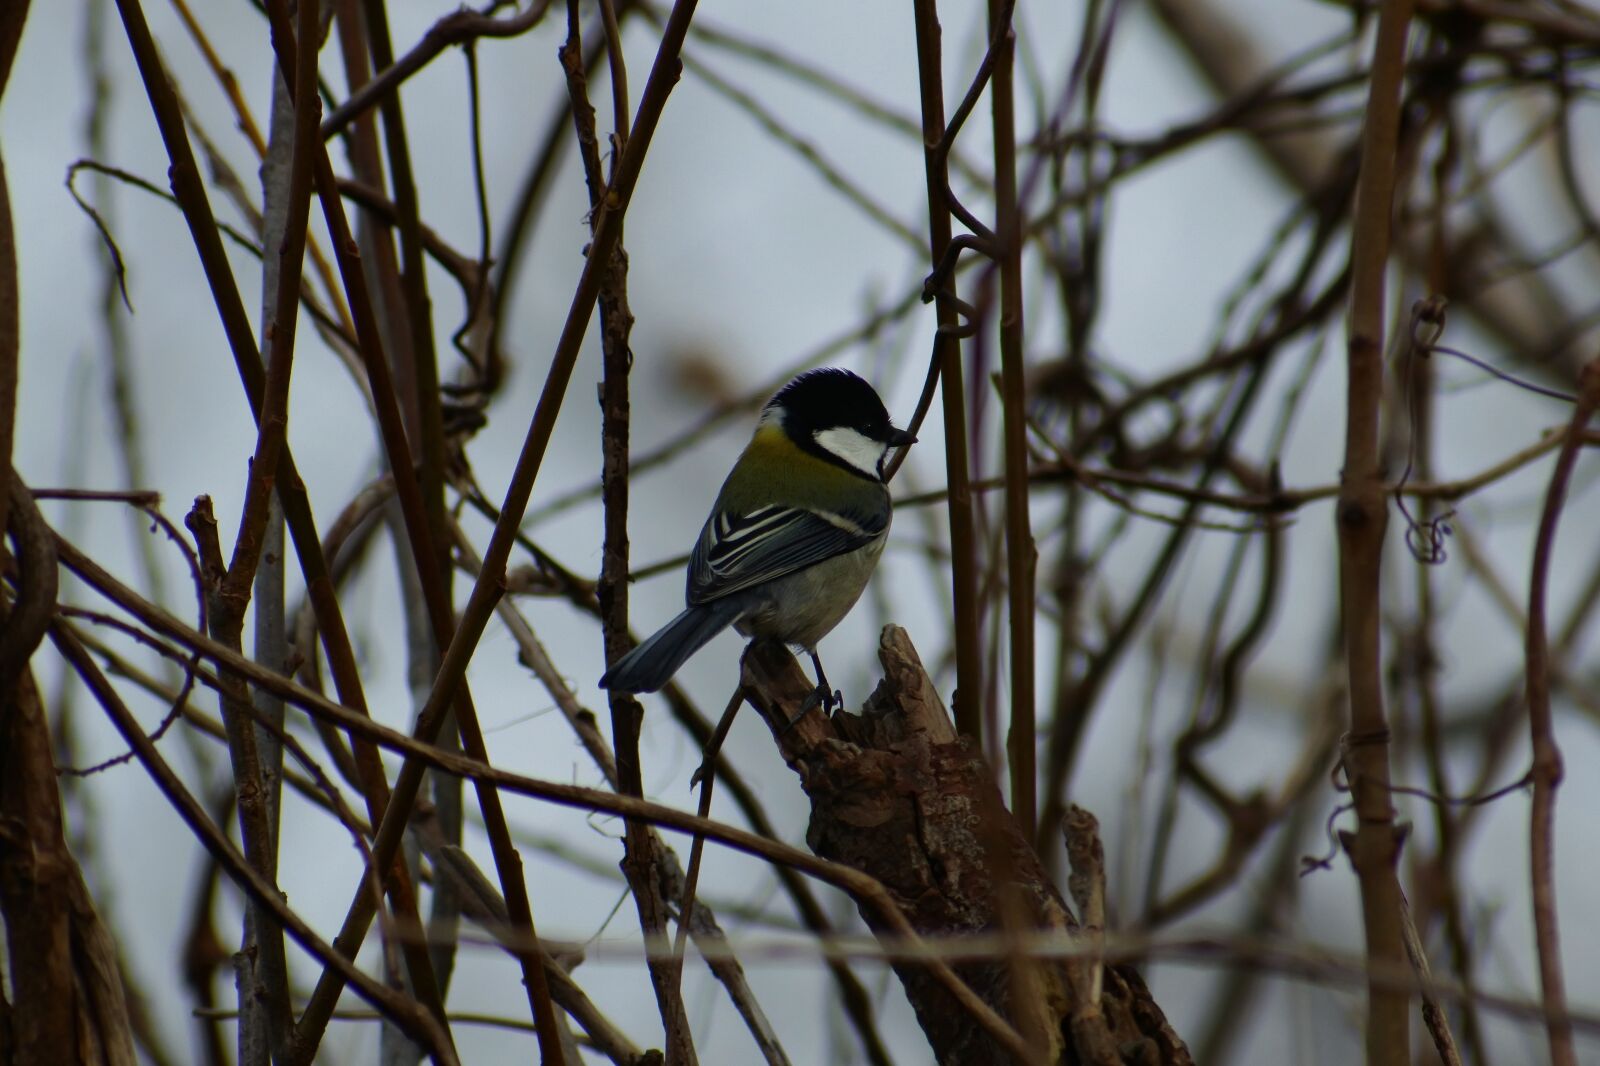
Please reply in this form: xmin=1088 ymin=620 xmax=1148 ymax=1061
xmin=741 ymin=627 xmax=1190 ymax=1066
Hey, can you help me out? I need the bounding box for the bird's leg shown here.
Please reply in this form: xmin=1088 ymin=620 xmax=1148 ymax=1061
xmin=808 ymin=650 xmax=841 ymax=713
xmin=793 ymin=649 xmax=841 ymax=725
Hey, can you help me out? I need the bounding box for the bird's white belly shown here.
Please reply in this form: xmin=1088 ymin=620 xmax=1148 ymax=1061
xmin=734 ymin=537 xmax=886 ymax=651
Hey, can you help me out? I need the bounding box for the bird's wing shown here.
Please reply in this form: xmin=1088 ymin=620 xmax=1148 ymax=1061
xmin=688 ymin=501 xmax=886 ymax=605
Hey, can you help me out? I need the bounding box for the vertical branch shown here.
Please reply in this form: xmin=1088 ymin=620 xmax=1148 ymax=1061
xmin=232 ymin=60 xmax=298 ymax=1066
xmin=329 ymin=0 xmax=410 ymax=407
xmin=348 ymin=2 xmax=466 ymax=1053
xmin=1408 ymin=359 xmax=1487 ymax=1060
xmin=977 ymin=5 xmax=1048 ymax=1052
xmin=565 ymin=2 xmax=697 ymax=1058
xmin=219 ymin=0 xmax=320 ymax=612
xmin=597 ymin=0 xmax=629 ymax=143
xmin=1338 ymin=1 xmax=1414 ymax=1062
xmin=192 ymin=0 xmax=327 ymax=1053
xmin=1410 ymin=193 xmax=1488 ymax=1056
xmin=320 ymin=12 xmax=463 ymax=1056
xmin=0 ymin=107 xmax=31 ymax=1062
xmin=986 ymin=0 xmax=1035 ymax=831
xmin=0 ymin=0 xmax=27 ymax=539
xmin=357 ymin=0 xmax=448 ymax=559
xmin=1520 ymin=356 xmax=1595 ymax=1066
xmin=0 ymin=164 xmax=14 ymax=550
xmin=1399 ymin=891 xmax=1462 ymax=1066
xmin=910 ymin=0 xmax=984 ymax=741
xmin=184 ymin=497 xmax=295 ymax=1064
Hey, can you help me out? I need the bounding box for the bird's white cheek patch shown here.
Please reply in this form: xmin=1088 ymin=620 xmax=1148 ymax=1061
xmin=813 ymin=427 xmax=888 ymax=479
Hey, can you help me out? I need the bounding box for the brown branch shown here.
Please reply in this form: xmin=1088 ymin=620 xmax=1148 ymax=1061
xmin=1404 ymin=270 xmax=1489 ymax=1062
xmin=0 ymin=163 xmax=17 ymax=551
xmin=558 ymin=1 xmax=690 ymax=1058
xmin=1519 ymin=354 xmax=1597 ymax=1066
xmin=1338 ymin=1 xmax=1416 ymax=1061
xmin=319 ymin=0 xmax=558 ymax=140
xmin=349 ymin=0 xmax=471 ymax=1048
xmin=354 ymin=0 xmax=451 ymax=585
xmin=986 ymin=0 xmax=1038 ymax=835
xmin=184 ymin=496 xmax=297 ymax=1060
xmin=318 ymin=46 xmax=434 ymax=1045
xmin=1399 ymin=890 xmax=1462 ymax=1066
xmin=200 ymin=2 xmax=326 ymax=1052
xmin=909 ymin=0 xmax=984 ymax=745
xmin=887 ymin=426 xmax=1600 ymax=519
xmin=1127 ymin=933 xmax=1600 ymax=1036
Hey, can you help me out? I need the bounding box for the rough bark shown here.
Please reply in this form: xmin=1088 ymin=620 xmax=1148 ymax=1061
xmin=741 ymin=627 xmax=1190 ymax=1066
xmin=0 ymin=482 xmax=135 ymax=1066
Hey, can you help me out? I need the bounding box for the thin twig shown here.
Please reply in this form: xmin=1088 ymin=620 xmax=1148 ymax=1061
xmin=986 ymin=0 xmax=1037 ymax=833
xmin=1337 ymin=1 xmax=1416 ymax=1061
xmin=1518 ymin=355 xmax=1597 ymax=1066
xmin=319 ymin=0 xmax=557 ymax=140
xmin=909 ymin=0 xmax=984 ymax=742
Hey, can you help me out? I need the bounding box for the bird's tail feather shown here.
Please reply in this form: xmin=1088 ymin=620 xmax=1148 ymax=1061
xmin=599 ymin=599 xmax=746 ymax=693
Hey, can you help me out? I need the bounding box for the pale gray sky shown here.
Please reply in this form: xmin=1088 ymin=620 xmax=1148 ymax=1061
xmin=4 ymin=1 xmax=1598 ymax=1062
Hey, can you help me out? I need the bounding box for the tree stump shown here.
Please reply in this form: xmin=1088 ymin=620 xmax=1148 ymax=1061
xmin=741 ymin=626 xmax=1190 ymax=1066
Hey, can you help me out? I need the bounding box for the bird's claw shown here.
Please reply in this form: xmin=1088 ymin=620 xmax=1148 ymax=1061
xmin=805 ymin=684 xmax=842 ymax=714
xmin=783 ymin=684 xmax=841 ymax=735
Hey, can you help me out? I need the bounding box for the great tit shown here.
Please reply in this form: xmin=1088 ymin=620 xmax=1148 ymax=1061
xmin=600 ymin=367 xmax=915 ymax=709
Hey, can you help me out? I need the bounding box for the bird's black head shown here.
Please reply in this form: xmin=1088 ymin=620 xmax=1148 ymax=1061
xmin=765 ymin=368 xmax=915 ymax=480
xmin=768 ymin=368 xmax=911 ymax=443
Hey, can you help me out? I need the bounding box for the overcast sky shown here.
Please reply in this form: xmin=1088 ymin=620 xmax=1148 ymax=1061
xmin=4 ymin=1 xmax=1598 ymax=1062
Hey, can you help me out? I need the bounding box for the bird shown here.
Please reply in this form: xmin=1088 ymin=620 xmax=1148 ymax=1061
xmin=600 ymin=367 xmax=915 ymax=714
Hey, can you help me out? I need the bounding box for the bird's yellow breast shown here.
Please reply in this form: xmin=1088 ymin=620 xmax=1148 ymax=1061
xmin=728 ymin=423 xmax=880 ymax=509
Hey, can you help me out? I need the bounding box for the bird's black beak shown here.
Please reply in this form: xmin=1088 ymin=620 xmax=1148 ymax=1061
xmin=885 ymin=426 xmax=917 ymax=447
